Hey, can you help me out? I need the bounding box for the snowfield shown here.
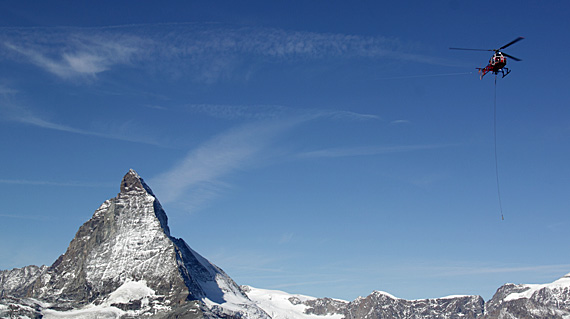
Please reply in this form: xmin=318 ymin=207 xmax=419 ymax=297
xmin=244 ymin=286 xmax=345 ymax=319
xmin=42 ymin=279 xmax=169 ymax=318
xmin=505 ymin=272 xmax=570 ymax=301
xmin=105 ymin=280 xmax=156 ymax=304
xmin=43 ymin=305 xmax=124 ymax=319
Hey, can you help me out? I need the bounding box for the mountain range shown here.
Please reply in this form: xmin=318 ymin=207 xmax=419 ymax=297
xmin=1 ymin=169 xmax=569 ymax=318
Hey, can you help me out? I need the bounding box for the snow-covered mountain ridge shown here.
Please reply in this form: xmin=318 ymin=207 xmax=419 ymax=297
xmin=241 ymin=286 xmax=345 ymax=319
xmin=482 ymin=272 xmax=570 ymax=318
xmin=243 ymin=274 xmax=570 ymax=319
xmin=242 ymin=286 xmax=485 ymax=319
xmin=1 ymin=169 xmax=570 ymax=318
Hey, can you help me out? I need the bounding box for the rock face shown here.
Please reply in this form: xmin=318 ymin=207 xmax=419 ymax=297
xmin=0 ymin=169 xmax=269 ymax=318
xmin=481 ymin=273 xmax=570 ymax=319
xmin=0 ymin=265 xmax=46 ymax=298
xmin=341 ymin=291 xmax=484 ymax=319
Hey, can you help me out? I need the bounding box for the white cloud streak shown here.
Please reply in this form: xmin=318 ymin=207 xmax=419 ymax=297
xmin=145 ymin=103 xmax=403 ymax=211
xmin=0 ymin=84 xmax=18 ymax=95
xmin=0 ymin=179 xmax=113 ymax=188
xmin=298 ymin=143 xmax=457 ymax=159
xmin=0 ymin=24 xmax=451 ymax=82
xmin=150 ymin=117 xmax=307 ymax=207
xmin=0 ymin=102 xmax=166 ymax=147
xmin=185 ymin=104 xmax=380 ymax=122
xmin=148 ymin=106 xmax=384 ymax=209
xmin=3 ymin=33 xmax=140 ymax=79
xmin=390 ymin=119 xmax=411 ymax=125
xmin=185 ymin=104 xmax=291 ymax=121
xmin=0 ymin=213 xmax=51 ymax=221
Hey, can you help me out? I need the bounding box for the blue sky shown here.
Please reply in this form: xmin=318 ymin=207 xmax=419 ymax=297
xmin=1 ymin=0 xmax=570 ymax=301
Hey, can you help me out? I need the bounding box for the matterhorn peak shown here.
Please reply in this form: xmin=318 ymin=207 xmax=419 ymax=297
xmin=120 ymin=168 xmax=153 ymax=195
xmin=0 ymin=169 xmax=269 ymax=319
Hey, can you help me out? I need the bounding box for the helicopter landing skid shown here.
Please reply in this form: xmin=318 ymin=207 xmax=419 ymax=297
xmin=499 ymin=68 xmax=511 ymax=78
xmin=477 ymin=67 xmax=511 ymax=79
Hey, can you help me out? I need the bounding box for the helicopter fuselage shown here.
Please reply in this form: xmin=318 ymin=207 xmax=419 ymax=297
xmin=478 ymin=52 xmax=509 ymax=79
xmin=488 ymin=51 xmax=507 ymax=71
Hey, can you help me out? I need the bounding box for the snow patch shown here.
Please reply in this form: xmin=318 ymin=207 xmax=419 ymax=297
xmin=372 ymin=290 xmax=400 ymax=299
xmin=244 ymin=286 xmax=344 ymax=319
xmin=505 ymin=275 xmax=570 ymax=301
xmin=43 ymin=305 xmax=124 ymax=319
xmin=42 ymin=280 xmax=167 ymax=319
xmin=105 ymin=280 xmax=155 ymax=305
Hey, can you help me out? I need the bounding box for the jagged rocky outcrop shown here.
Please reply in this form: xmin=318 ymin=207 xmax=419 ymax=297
xmin=341 ymin=291 xmax=484 ymax=319
xmin=0 ymin=265 xmax=46 ymax=298
xmin=0 ymin=169 xmax=269 ymax=318
xmin=481 ymin=273 xmax=570 ymax=319
xmin=301 ymin=296 xmax=348 ymax=316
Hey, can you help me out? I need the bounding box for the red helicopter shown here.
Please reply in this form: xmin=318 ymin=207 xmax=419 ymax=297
xmin=450 ymin=37 xmax=524 ymax=79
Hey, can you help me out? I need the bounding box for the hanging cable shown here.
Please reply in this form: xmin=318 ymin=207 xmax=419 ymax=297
xmin=494 ymin=75 xmax=504 ymax=220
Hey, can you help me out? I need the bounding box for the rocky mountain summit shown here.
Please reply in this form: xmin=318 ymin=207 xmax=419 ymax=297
xmin=481 ymin=273 xmax=570 ymax=319
xmin=1 ymin=169 xmax=570 ymax=318
xmin=0 ymin=169 xmax=269 ymax=319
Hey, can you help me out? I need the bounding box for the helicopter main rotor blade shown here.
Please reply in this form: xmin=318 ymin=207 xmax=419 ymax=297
xmin=499 ymin=37 xmax=524 ymax=50
xmin=449 ymin=47 xmax=493 ymax=51
xmin=502 ymin=52 xmax=522 ymax=62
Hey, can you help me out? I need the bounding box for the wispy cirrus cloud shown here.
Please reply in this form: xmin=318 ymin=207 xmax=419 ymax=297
xmin=150 ymin=117 xmax=306 ymax=210
xmin=185 ymin=104 xmax=291 ymax=121
xmin=0 ymin=179 xmax=113 ymax=188
xmin=185 ymin=103 xmax=380 ymax=121
xmin=298 ymin=143 xmax=457 ymax=159
xmin=3 ymin=32 xmax=141 ymax=80
xmin=0 ymin=84 xmax=18 ymax=95
xmin=147 ymin=106 xmax=385 ymax=211
xmin=0 ymin=213 xmax=51 ymax=221
xmin=0 ymin=23 xmax=451 ymax=82
xmin=390 ymin=119 xmax=411 ymax=125
xmin=0 ymin=102 xmax=166 ymax=147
